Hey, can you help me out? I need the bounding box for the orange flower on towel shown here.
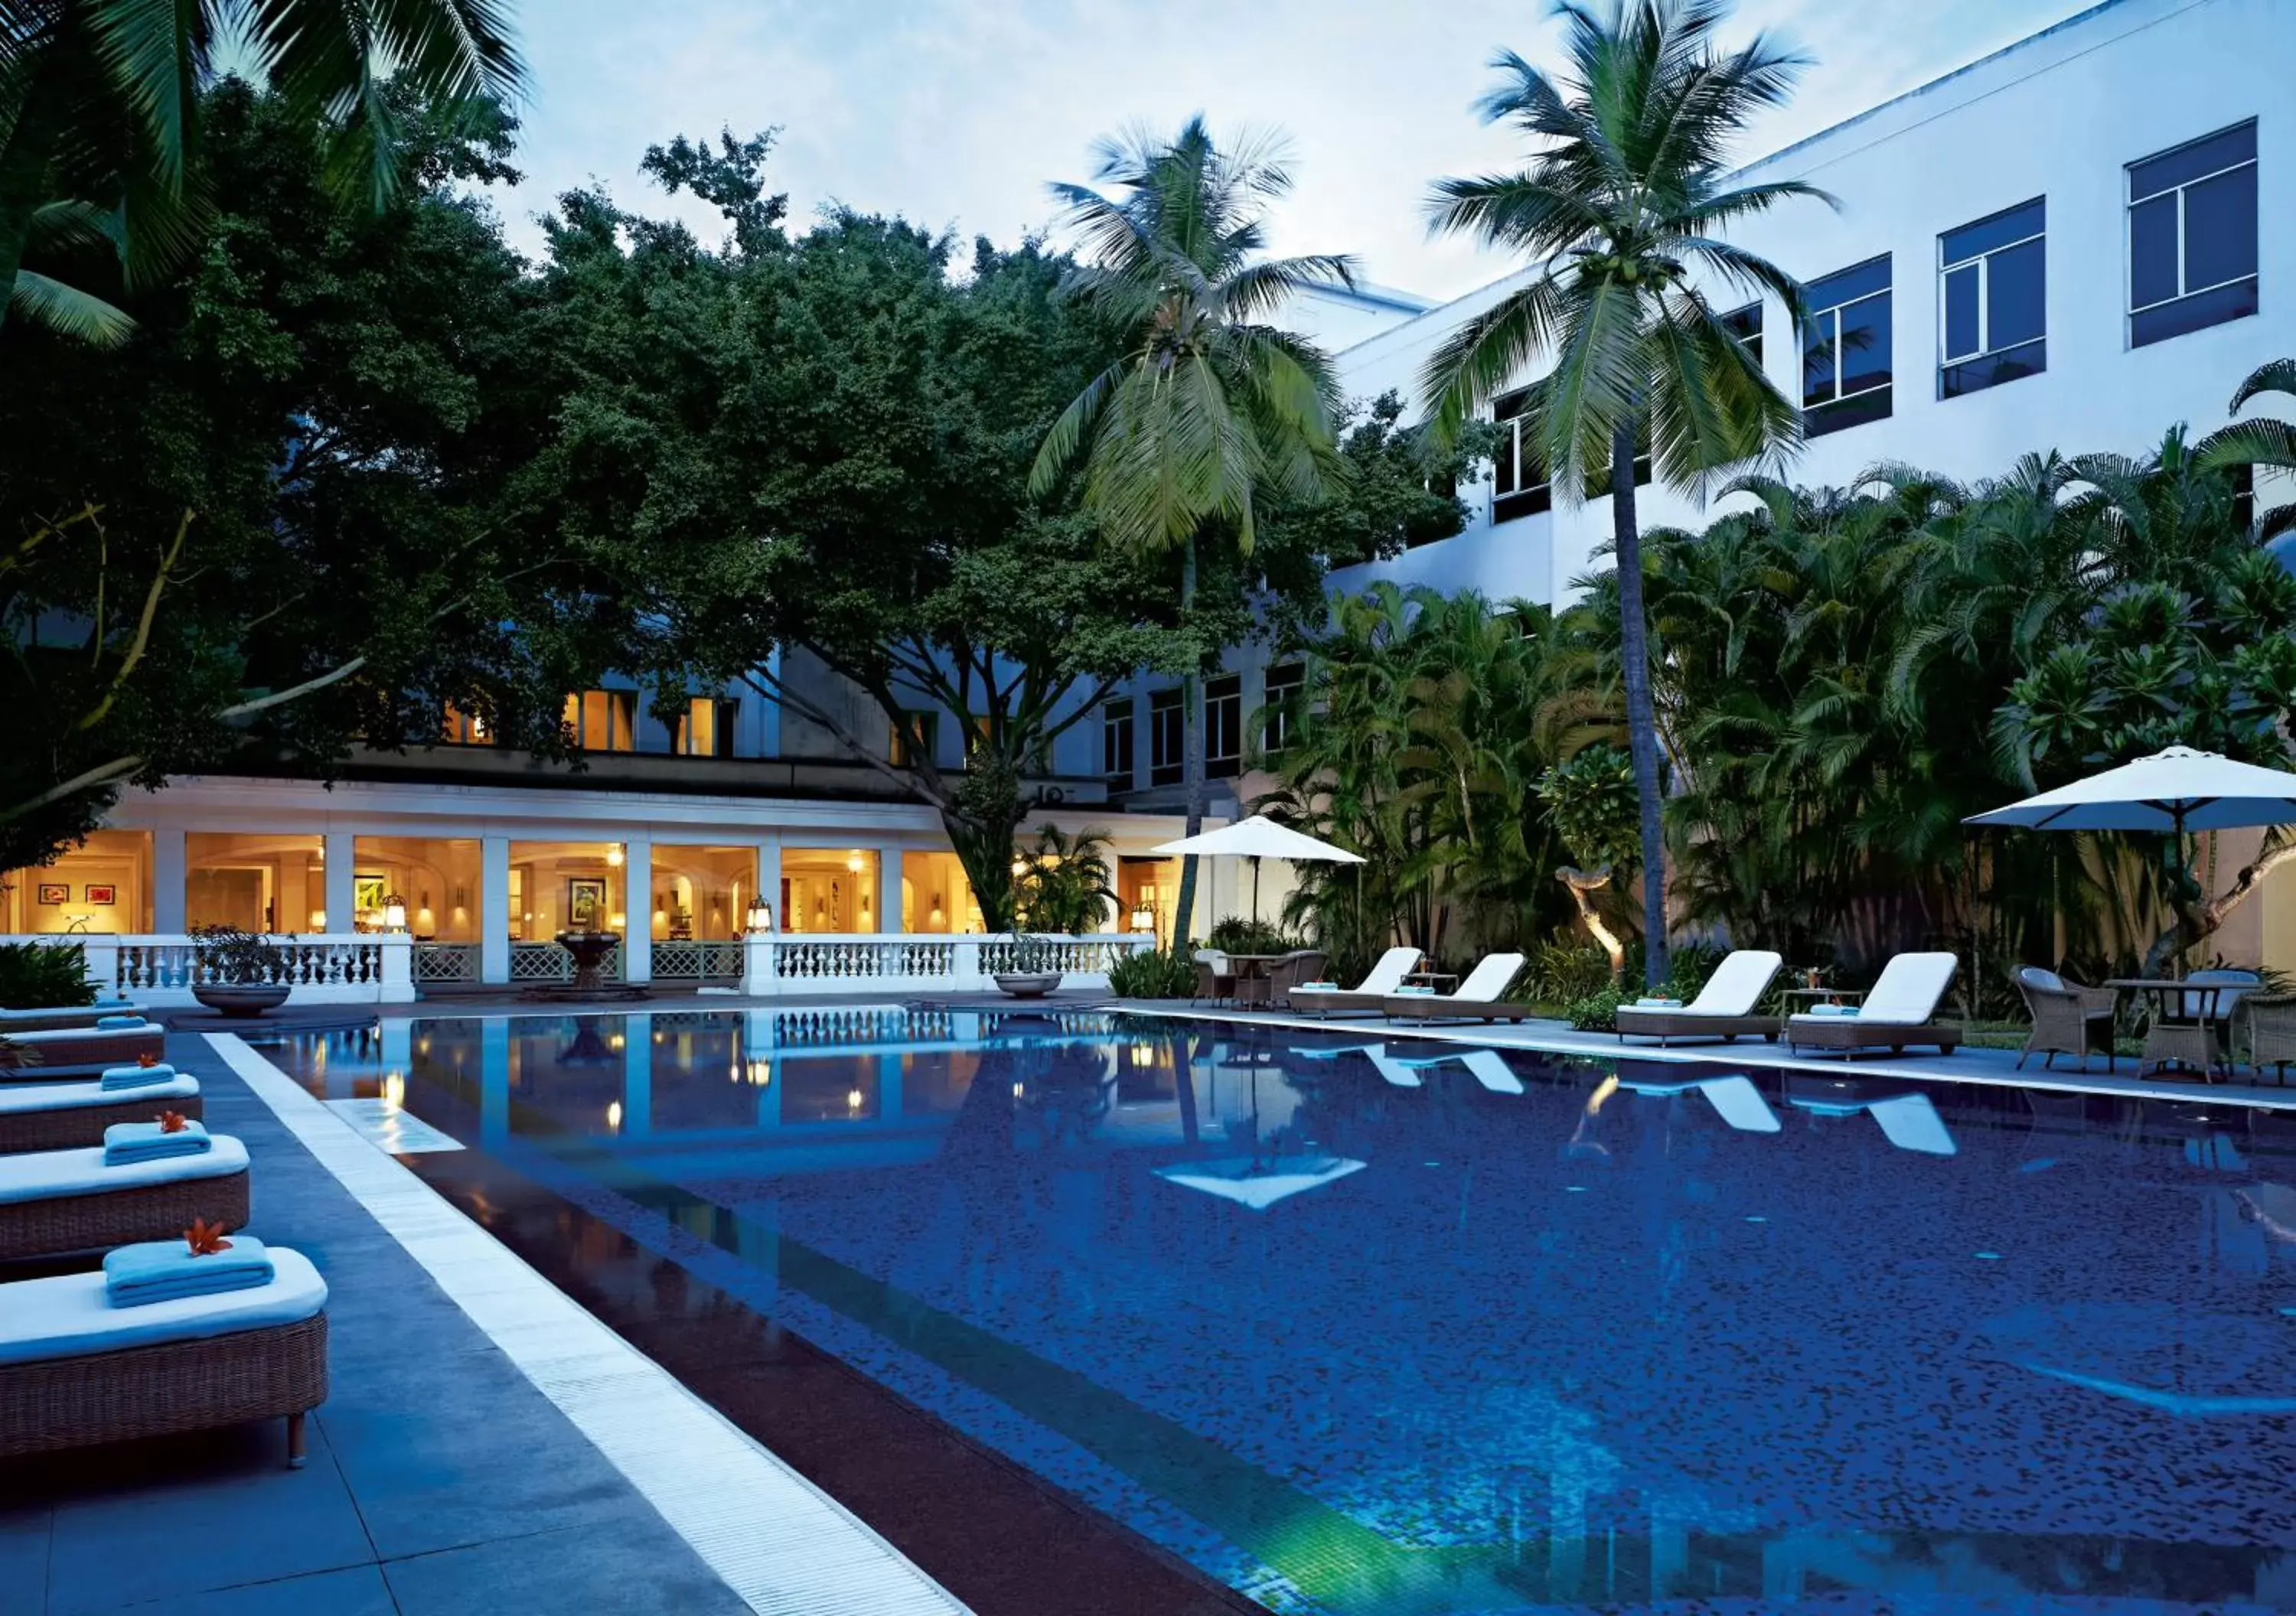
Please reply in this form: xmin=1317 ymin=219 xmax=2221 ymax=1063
xmin=184 ymin=1217 xmax=234 ymax=1256
xmin=157 ymin=1109 xmax=188 ymax=1133
xmin=136 ymin=1054 xmax=159 ymax=1068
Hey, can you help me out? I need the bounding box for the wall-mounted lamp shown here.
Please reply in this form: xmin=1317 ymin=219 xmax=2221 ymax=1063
xmin=380 ymin=893 xmax=409 ymax=932
xmin=606 ymin=845 xmax=625 ymax=869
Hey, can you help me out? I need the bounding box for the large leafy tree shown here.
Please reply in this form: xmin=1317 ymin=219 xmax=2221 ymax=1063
xmin=1030 ymin=116 xmax=1355 ymax=951
xmin=1420 ymin=0 xmax=1825 ymax=989
xmin=525 ymin=135 xmax=1196 ymax=930
xmin=0 ymin=81 xmax=585 ymax=871
xmin=0 ymin=0 xmax=524 ymax=343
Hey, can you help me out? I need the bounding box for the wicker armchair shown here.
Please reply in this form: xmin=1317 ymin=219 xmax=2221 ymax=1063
xmin=1261 ymin=950 xmax=1329 ymax=1011
xmin=2015 ymin=966 xmax=2118 ymax=1072
xmin=1191 ymin=950 xmax=1234 ymax=1006
xmin=2246 ymin=994 xmax=2296 ymax=1084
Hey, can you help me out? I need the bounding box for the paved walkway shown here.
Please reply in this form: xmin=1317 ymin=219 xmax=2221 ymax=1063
xmin=0 ymin=1031 xmax=760 ymax=1616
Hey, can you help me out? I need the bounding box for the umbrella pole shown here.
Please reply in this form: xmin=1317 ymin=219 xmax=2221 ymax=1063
xmin=1251 ymin=857 xmax=1261 ymax=926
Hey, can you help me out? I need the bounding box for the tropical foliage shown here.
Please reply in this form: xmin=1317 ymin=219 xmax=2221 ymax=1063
xmin=0 ymin=940 xmax=94 ymax=1007
xmin=1106 ymin=946 xmax=1200 ymax=1000
xmin=1016 ymin=825 xmax=1117 ymax=934
xmin=1032 ymin=116 xmax=1355 ymax=950
xmin=1419 ymin=0 xmax=1827 ymax=989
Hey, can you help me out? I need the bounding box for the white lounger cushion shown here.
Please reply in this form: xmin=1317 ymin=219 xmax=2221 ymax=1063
xmin=0 ymin=1076 xmax=199 ymax=1115
xmin=1293 ymin=946 xmax=1420 ymax=1001
xmin=1788 ymin=951 xmax=1957 ymax=1027
xmin=0 ymin=1135 xmax=249 ymax=1204
xmin=0 ymin=1247 xmax=325 ymax=1367
xmin=1446 ymin=953 xmax=1525 ymax=1002
xmin=10 ymin=1022 xmax=155 ymax=1046
xmin=1674 ymin=950 xmax=1784 ymax=1016
xmin=0 ymin=1004 xmax=140 ymax=1025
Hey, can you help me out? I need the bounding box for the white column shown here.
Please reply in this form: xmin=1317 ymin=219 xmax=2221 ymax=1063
xmin=152 ymin=827 xmax=188 ymax=933
xmin=876 ymin=845 xmax=903 ymax=934
xmin=322 ymin=832 xmax=356 ymax=936
xmin=742 ymin=934 xmax=779 ymax=997
xmin=480 ymin=836 xmax=511 ymax=985
xmin=755 ymin=835 xmax=782 ymax=931
xmin=622 ymin=836 xmax=652 ymax=982
xmin=377 ymin=933 xmax=414 ymax=1003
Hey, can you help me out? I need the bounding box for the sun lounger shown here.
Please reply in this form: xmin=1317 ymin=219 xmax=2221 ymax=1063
xmin=2 ymin=1021 xmax=167 ymax=1078
xmin=0 ymin=1246 xmax=328 ymax=1466
xmin=1290 ymin=947 xmax=1421 ymax=1018
xmin=0 ymin=1135 xmax=249 ymax=1260
xmin=1616 ymin=950 xmax=1784 ymax=1044
xmin=1381 ymin=953 xmax=1528 ymax=1023
xmin=1783 ymin=953 xmax=1962 ymax=1056
xmin=0 ymin=1074 xmax=201 ymax=1153
xmin=0 ymin=1001 xmax=143 ymax=1034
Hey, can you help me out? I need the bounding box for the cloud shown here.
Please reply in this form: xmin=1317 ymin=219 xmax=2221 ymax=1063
xmin=491 ymin=0 xmax=2091 ymax=298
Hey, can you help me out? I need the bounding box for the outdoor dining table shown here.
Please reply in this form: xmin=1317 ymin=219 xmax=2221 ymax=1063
xmin=1221 ymin=954 xmax=1287 ymax=1006
xmin=2105 ymin=977 xmax=2239 ymax=1080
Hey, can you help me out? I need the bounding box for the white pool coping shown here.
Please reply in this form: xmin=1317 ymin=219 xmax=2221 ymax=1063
xmin=207 ymin=1032 xmax=972 ymax=1616
xmin=1128 ymin=1005 xmax=2296 ymax=1112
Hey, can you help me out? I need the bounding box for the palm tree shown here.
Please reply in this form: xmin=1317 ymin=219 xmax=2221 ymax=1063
xmin=1420 ymin=0 xmax=1827 ymax=990
xmin=2 ymin=0 xmax=524 ymax=343
xmin=1030 ymin=116 xmax=1355 ymax=953
xmin=2199 ymin=358 xmax=2296 ymax=540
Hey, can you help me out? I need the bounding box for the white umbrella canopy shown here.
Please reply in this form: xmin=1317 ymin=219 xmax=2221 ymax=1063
xmin=1152 ymin=815 xmax=1365 ymax=862
xmin=1153 ymin=814 xmax=1365 ymax=927
xmin=1965 ymin=747 xmax=2296 ymax=836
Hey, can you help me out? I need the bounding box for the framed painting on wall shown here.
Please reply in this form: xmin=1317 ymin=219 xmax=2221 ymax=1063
xmin=566 ymin=878 xmax=608 ymax=931
xmin=35 ymin=883 xmax=67 ymax=905
xmin=84 ymin=884 xmax=116 ymax=906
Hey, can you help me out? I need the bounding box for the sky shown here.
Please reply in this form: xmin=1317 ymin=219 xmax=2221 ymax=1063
xmin=488 ymin=0 xmax=2102 ymax=302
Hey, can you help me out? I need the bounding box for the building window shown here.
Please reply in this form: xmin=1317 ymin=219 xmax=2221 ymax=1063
xmin=677 ymin=697 xmax=735 ymax=758
xmin=562 ymin=690 xmax=637 ymax=752
xmin=1262 ymin=663 xmax=1304 ymax=755
xmin=1205 ymin=674 xmax=1241 ymax=780
xmin=2128 ymin=121 xmax=2258 ymax=349
xmin=889 ymin=709 xmax=938 ymax=768
xmin=1489 ymin=387 xmax=1552 ymax=523
xmin=1720 ymin=301 xmax=1763 ymax=368
xmin=439 ymin=702 xmax=491 ymax=745
xmin=1939 ymin=198 xmax=2046 ymax=398
xmin=1101 ymin=699 xmax=1134 ymax=784
xmin=1149 ymin=688 xmax=1183 ymax=787
xmin=1802 ymin=256 xmax=1892 ymax=437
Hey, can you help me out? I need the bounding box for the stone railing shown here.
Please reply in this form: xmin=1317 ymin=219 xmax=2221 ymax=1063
xmin=654 ymin=940 xmax=746 ymax=982
xmin=747 ymin=932 xmax=1155 ymax=998
xmin=11 ymin=933 xmax=416 ymax=1006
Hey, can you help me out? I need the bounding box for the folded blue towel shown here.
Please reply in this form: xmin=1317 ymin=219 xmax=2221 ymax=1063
xmin=1394 ymin=986 xmax=1437 ymax=996
xmin=1635 ymin=996 xmax=1683 ymax=1008
xmin=104 ymin=1235 xmax=273 ymax=1308
xmin=94 ymin=996 xmax=133 ymax=1008
xmin=1805 ymin=1003 xmax=1860 ymax=1017
xmin=103 ymin=1118 xmax=212 ymax=1165
xmin=94 ymin=1015 xmax=146 ymax=1031
xmin=100 ymin=1062 xmax=178 ymax=1092
xmin=1300 ymin=982 xmax=1338 ymax=990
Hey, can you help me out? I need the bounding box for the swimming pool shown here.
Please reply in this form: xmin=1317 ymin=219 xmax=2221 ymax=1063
xmin=259 ymin=1008 xmax=2296 ymax=1614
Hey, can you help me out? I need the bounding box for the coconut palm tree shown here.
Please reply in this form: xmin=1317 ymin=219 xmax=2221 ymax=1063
xmin=1 ymin=0 xmax=524 ymax=343
xmin=1030 ymin=116 xmax=1356 ymax=951
xmin=1420 ymin=0 xmax=1827 ymax=989
xmin=2199 ymin=358 xmax=2296 ymax=541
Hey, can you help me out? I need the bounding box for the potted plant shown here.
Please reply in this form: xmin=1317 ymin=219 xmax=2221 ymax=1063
xmin=189 ymin=924 xmax=291 ymax=1018
xmin=993 ymin=934 xmax=1064 ymax=999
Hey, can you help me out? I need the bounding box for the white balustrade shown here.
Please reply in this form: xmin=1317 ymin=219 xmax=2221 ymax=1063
xmin=740 ymin=933 xmax=1155 ymax=998
xmin=0 ymin=933 xmax=416 ymax=1006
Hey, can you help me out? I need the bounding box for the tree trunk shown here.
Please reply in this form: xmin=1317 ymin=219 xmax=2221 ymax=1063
xmin=1612 ymin=422 xmax=1669 ymax=992
xmin=945 ymin=748 xmax=1026 ymax=932
xmin=2141 ymin=833 xmax=2296 ymax=976
xmin=1168 ymin=533 xmax=1205 ymax=953
xmin=1559 ymin=866 xmax=1626 ymax=983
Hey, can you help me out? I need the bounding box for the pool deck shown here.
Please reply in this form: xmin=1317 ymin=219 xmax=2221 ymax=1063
xmin=0 ymin=1027 xmax=961 ymax=1616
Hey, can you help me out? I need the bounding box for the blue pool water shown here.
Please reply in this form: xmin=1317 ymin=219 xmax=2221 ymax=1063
xmin=267 ymin=1009 xmax=2296 ymax=1613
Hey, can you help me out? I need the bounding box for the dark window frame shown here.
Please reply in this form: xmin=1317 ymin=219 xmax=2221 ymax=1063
xmin=1720 ymin=301 xmax=1763 ymax=370
xmin=1489 ymin=387 xmax=1552 ymax=523
xmin=1101 ymin=698 xmax=1134 ymax=784
xmin=1149 ymin=688 xmax=1183 ymax=787
xmin=1205 ymin=673 xmax=1242 ymax=780
xmin=1939 ymin=198 xmax=2047 ymax=399
xmin=1802 ymin=255 xmax=1893 ymax=438
xmin=1261 ymin=662 xmax=1305 ymax=755
xmin=2127 ymin=120 xmax=2258 ymax=349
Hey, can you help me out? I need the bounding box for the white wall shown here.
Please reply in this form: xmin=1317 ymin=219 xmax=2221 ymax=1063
xmin=1329 ymin=0 xmax=2294 ymax=609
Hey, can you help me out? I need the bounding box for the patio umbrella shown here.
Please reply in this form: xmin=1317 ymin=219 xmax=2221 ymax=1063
xmin=1152 ymin=814 xmax=1365 ymax=923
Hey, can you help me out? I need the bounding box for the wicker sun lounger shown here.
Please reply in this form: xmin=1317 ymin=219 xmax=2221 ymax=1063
xmin=1381 ymin=954 xmax=1528 ymax=1024
xmin=0 ymin=1248 xmax=328 ymax=1467
xmin=1616 ymin=950 xmax=1784 ymax=1044
xmin=3 ymin=1022 xmax=168 ymax=1079
xmin=0 ymin=1075 xmax=203 ymax=1153
xmin=0 ymin=1136 xmax=250 ymax=1261
xmin=1291 ymin=947 xmax=1421 ymax=1018
xmin=1783 ymin=953 xmax=1962 ymax=1056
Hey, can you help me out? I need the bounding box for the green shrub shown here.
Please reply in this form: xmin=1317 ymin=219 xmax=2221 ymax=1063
xmin=1205 ymin=917 xmax=1296 ymax=955
xmin=1524 ymin=933 xmax=1615 ymax=1003
xmin=1107 ymin=947 xmax=1199 ymax=999
xmin=1564 ymin=984 xmax=1626 ymax=1031
xmin=0 ymin=941 xmax=96 ymax=1008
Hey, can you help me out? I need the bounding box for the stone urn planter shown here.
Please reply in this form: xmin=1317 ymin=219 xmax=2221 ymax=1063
xmin=191 ymin=982 xmax=290 ymax=1018
xmin=992 ymin=971 xmax=1062 ymax=999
